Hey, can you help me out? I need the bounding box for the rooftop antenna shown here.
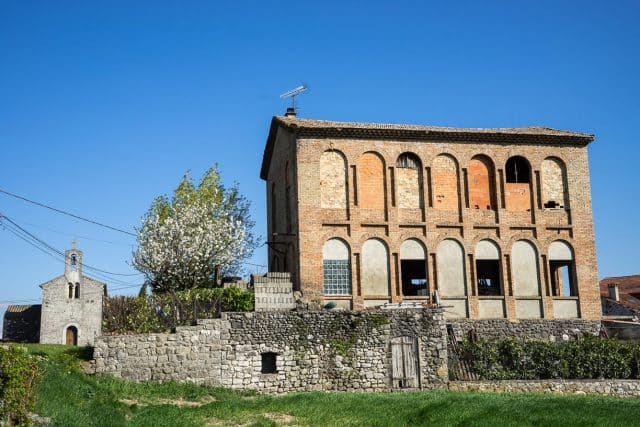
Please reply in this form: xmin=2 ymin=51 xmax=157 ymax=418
xmin=280 ymin=84 xmax=308 ymax=117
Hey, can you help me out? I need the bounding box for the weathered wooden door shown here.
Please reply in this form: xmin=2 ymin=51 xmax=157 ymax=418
xmin=66 ymin=326 xmax=78 ymax=346
xmin=391 ymin=336 xmax=419 ymax=389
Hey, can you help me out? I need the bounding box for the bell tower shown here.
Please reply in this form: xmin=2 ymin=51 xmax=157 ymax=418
xmin=64 ymin=240 xmax=82 ymax=283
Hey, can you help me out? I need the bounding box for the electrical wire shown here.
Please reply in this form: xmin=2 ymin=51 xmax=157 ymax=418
xmin=0 ymin=188 xmax=136 ymax=236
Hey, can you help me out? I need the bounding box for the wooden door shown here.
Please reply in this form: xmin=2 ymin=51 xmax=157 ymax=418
xmin=391 ymin=336 xmax=419 ymax=389
xmin=66 ymin=326 xmax=78 ymax=346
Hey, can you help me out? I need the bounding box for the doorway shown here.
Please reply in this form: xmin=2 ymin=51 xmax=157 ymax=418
xmin=65 ymin=326 xmax=78 ymax=346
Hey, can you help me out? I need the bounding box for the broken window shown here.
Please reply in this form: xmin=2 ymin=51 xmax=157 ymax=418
xmin=548 ymin=241 xmax=577 ymax=296
xmin=505 ymin=156 xmax=530 ymax=183
xmin=261 ymin=352 xmax=277 ymax=374
xmin=475 ymin=240 xmax=502 ymax=296
xmin=400 ymin=239 xmax=427 ymax=296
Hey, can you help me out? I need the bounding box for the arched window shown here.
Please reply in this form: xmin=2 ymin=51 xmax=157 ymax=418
xmin=542 ymin=157 xmax=569 ymax=209
xmin=65 ymin=326 xmax=78 ymax=346
xmin=511 ymin=240 xmax=540 ymax=296
xmin=432 ymin=154 xmax=459 ymax=211
xmin=396 ymin=153 xmax=423 ymax=208
xmin=505 ymin=156 xmax=530 ymax=183
xmin=505 ymin=156 xmax=531 ymax=212
xmin=322 ymin=239 xmax=351 ymax=295
xmin=68 ymin=283 xmax=74 ymax=299
xmin=400 ymin=239 xmax=427 ymax=296
xmin=70 ymin=253 xmax=78 ymax=271
xmin=320 ymin=150 xmax=348 ymax=209
xmin=549 ymin=241 xmax=576 ymax=296
xmin=469 ymin=156 xmax=495 ymax=210
xmin=357 ymin=152 xmax=385 ymax=209
xmin=74 ymin=283 xmax=80 ymax=299
xmin=436 ymin=239 xmax=466 ymax=296
xmin=361 ymin=238 xmax=390 ymax=295
xmin=475 ymin=240 xmax=502 ymax=296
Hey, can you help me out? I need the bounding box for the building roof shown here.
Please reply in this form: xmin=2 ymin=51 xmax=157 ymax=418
xmin=5 ymin=304 xmax=40 ymax=313
xmin=600 ymin=275 xmax=640 ymax=311
xmin=260 ymin=115 xmax=595 ymax=179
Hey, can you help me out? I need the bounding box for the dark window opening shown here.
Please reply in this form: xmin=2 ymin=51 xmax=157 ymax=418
xmin=550 ymin=261 xmax=577 ymax=296
xmin=476 ymin=260 xmax=502 ymax=296
xmin=505 ymin=157 xmax=530 ymax=183
xmin=74 ymin=283 xmax=80 ymax=299
xmin=261 ymin=352 xmax=277 ymax=374
xmin=544 ymin=200 xmax=562 ymax=209
xmin=68 ymin=283 xmax=74 ymax=299
xmin=401 ymin=260 xmax=427 ymax=296
xmin=70 ymin=253 xmax=78 ymax=271
xmin=397 ymin=153 xmax=420 ymax=169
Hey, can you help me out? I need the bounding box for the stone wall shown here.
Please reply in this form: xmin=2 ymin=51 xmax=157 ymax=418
xmin=449 ymin=379 xmax=640 ymax=397
xmin=448 ymin=319 xmax=601 ymax=341
xmin=253 ymin=272 xmax=296 ymax=311
xmin=2 ymin=305 xmax=41 ymax=342
xmin=93 ymin=309 xmax=449 ymax=393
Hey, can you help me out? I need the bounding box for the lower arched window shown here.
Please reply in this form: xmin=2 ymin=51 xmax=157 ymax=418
xmin=549 ymin=241 xmax=576 ymax=296
xmin=361 ymin=238 xmax=390 ymax=296
xmin=436 ymin=239 xmax=466 ymax=296
xmin=511 ymin=240 xmax=540 ymax=296
xmin=475 ymin=239 xmax=502 ymax=296
xmin=400 ymin=239 xmax=427 ymax=296
xmin=322 ymin=239 xmax=351 ymax=295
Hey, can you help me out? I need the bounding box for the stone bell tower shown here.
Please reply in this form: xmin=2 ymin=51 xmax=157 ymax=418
xmin=39 ymin=242 xmax=106 ymax=346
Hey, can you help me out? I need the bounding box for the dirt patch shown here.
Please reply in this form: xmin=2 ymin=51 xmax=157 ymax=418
xmin=206 ymin=412 xmax=301 ymax=426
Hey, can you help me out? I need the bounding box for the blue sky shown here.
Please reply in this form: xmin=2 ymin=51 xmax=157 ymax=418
xmin=1 ymin=1 xmax=639 ymax=317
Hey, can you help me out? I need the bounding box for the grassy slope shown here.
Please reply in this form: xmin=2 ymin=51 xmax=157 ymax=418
xmin=21 ymin=344 xmax=640 ymax=427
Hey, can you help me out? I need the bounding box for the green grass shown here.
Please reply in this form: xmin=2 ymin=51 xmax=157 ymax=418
xmin=16 ymin=344 xmax=640 ymax=426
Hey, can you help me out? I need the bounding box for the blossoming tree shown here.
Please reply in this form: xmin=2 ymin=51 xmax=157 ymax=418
xmin=133 ymin=166 xmax=257 ymax=292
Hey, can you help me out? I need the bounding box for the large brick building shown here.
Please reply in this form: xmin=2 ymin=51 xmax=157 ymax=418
xmin=261 ymin=113 xmax=600 ymax=320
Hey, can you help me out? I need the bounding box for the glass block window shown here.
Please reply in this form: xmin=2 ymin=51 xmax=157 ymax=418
xmin=323 ymin=259 xmax=351 ymax=295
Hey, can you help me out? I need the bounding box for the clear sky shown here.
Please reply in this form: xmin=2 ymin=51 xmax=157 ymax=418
xmin=1 ymin=1 xmax=639 ymax=321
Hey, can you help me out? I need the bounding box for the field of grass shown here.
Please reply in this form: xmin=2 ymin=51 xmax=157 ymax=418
xmin=19 ymin=344 xmax=640 ymax=426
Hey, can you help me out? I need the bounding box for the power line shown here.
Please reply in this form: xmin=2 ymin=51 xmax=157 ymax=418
xmin=0 ymin=214 xmax=142 ymax=285
xmin=0 ymin=188 xmax=136 ymax=236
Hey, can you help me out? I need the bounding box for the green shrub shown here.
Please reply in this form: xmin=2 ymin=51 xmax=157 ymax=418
xmin=0 ymin=346 xmax=41 ymax=426
xmin=103 ymin=287 xmax=254 ymax=334
xmin=459 ymin=336 xmax=640 ymax=380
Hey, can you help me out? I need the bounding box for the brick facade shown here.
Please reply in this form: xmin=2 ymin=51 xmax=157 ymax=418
xmin=261 ymin=116 xmax=601 ymax=320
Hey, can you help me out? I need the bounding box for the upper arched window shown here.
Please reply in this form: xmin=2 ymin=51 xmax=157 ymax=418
xmin=70 ymin=254 xmax=78 ymax=271
xmin=396 ymin=153 xmax=423 ymax=209
xmin=322 ymin=238 xmax=351 ymax=295
xmin=505 ymin=156 xmax=530 ymax=183
xmin=469 ymin=155 xmax=496 ymax=210
xmin=320 ymin=150 xmax=348 ymax=209
xmin=542 ymin=157 xmax=569 ymax=209
xmin=357 ymin=152 xmax=385 ymax=209
xmin=432 ymin=154 xmax=459 ymax=211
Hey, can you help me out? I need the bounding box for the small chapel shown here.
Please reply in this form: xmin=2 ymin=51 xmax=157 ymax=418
xmin=2 ymin=243 xmax=106 ymax=345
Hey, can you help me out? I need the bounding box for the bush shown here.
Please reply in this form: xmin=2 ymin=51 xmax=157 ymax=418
xmin=103 ymin=287 xmax=254 ymax=334
xmin=0 ymin=346 xmax=41 ymax=426
xmin=458 ymin=336 xmax=640 ymax=380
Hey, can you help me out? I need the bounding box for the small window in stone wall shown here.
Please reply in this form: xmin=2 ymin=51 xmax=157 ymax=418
xmin=261 ymin=352 xmax=277 ymax=374
xmin=68 ymin=283 xmax=74 ymax=299
xmin=74 ymin=283 xmax=80 ymax=299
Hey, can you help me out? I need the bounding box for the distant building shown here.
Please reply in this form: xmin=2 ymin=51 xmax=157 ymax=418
xmin=600 ymin=275 xmax=640 ymax=318
xmin=261 ymin=113 xmax=601 ymax=320
xmin=2 ymin=244 xmax=106 ymax=345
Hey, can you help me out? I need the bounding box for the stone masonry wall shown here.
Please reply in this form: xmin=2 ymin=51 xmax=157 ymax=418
xmin=449 ymin=380 xmax=640 ymax=397
xmin=448 ymin=319 xmax=601 ymax=342
xmin=93 ymin=309 xmax=449 ymax=393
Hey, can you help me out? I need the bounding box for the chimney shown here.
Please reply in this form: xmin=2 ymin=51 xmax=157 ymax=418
xmin=284 ymin=107 xmax=296 ymax=117
xmin=608 ymin=284 xmax=619 ymax=302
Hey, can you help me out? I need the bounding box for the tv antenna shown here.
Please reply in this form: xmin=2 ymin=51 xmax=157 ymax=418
xmin=280 ymin=84 xmax=308 ymax=114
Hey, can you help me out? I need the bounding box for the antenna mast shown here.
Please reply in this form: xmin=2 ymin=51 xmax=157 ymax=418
xmin=279 ymin=85 xmax=308 ymax=116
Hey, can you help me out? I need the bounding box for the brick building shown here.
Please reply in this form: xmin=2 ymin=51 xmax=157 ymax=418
xmin=261 ymin=113 xmax=601 ymax=320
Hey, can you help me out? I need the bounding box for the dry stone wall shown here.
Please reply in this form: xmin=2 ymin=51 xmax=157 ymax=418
xmin=93 ymin=309 xmax=449 ymax=393
xmin=449 ymin=379 xmax=640 ymax=397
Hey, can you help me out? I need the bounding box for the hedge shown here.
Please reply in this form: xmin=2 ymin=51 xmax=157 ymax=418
xmin=0 ymin=346 xmax=41 ymax=426
xmin=458 ymin=336 xmax=640 ymax=380
xmin=103 ymin=287 xmax=254 ymax=334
